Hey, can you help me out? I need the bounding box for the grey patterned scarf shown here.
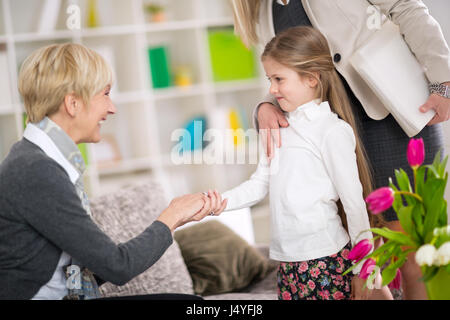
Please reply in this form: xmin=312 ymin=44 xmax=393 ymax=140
xmin=36 ymin=117 xmax=100 ymax=299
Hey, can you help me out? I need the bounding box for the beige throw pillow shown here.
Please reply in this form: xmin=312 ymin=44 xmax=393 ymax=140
xmin=89 ymin=181 xmax=194 ymax=297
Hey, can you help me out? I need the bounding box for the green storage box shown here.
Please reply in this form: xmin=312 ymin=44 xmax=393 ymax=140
xmin=208 ymin=28 xmax=257 ymax=82
xmin=148 ymin=46 xmax=172 ymax=88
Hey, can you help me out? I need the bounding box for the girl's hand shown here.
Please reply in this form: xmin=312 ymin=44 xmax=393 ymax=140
xmin=210 ymin=189 xmax=227 ymax=216
xmin=351 ymin=276 xmax=370 ymax=300
xmin=257 ymin=103 xmax=289 ymax=160
xmin=191 ymin=189 xmax=227 ymax=221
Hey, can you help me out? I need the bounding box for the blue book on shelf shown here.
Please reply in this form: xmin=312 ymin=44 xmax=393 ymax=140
xmin=179 ymin=116 xmax=207 ymax=154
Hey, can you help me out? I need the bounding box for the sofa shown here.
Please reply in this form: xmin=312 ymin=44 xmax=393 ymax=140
xmin=89 ymin=180 xmax=278 ymax=300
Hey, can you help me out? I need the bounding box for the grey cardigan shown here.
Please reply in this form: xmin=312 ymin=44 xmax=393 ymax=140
xmin=0 ymin=139 xmax=173 ymax=300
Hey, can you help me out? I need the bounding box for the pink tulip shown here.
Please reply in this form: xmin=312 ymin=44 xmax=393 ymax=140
xmin=348 ymin=239 xmax=373 ymax=263
xmin=365 ymin=187 xmax=395 ymax=214
xmin=388 ymin=269 xmax=402 ymax=290
xmin=359 ymin=258 xmax=377 ymax=280
xmin=407 ymin=138 xmax=425 ymax=169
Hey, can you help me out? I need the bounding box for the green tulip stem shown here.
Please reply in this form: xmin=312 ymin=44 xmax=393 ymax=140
xmin=395 ymin=190 xmax=423 ymax=202
xmin=430 ymin=236 xmax=437 ymax=246
xmin=370 ymin=236 xmax=382 ymax=244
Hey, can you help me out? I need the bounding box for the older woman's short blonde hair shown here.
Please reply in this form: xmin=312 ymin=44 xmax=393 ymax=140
xmin=18 ymin=43 xmax=113 ymax=123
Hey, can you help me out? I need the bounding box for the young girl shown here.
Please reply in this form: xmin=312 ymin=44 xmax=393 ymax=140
xmin=221 ymin=26 xmax=388 ymax=300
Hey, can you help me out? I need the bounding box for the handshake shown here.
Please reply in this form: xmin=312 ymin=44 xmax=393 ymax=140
xmin=157 ymin=189 xmax=228 ymax=232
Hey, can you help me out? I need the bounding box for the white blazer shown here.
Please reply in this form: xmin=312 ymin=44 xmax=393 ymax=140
xmin=256 ymin=0 xmax=450 ymax=120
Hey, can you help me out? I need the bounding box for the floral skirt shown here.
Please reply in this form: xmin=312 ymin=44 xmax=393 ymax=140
xmin=277 ymin=243 xmax=353 ymax=300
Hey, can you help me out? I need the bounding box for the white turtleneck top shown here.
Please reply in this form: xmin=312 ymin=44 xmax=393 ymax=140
xmin=223 ymin=100 xmax=373 ymax=267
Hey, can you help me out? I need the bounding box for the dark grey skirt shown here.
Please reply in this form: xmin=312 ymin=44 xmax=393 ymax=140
xmin=352 ymin=99 xmax=445 ymax=221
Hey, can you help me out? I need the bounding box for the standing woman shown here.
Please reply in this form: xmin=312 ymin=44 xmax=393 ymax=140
xmin=229 ymin=0 xmax=450 ymax=299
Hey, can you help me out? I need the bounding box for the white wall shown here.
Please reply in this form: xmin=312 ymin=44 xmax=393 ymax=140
xmin=422 ymin=0 xmax=450 ymax=205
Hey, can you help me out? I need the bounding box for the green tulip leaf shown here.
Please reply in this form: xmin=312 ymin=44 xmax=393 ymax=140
xmin=425 ymin=165 xmax=439 ymax=180
xmin=342 ymin=262 xmax=359 ymax=276
xmin=388 ymin=177 xmax=398 ymax=190
xmin=422 ymin=178 xmax=446 ymax=240
xmin=395 ymin=169 xmax=419 ymax=207
xmin=415 ymin=166 xmax=427 ymax=195
xmin=369 ymin=228 xmax=416 ymax=247
xmin=367 ymin=241 xmax=395 ymax=259
xmin=440 ymin=155 xmax=448 ymax=177
xmin=433 ymin=149 xmax=442 ymax=165
xmin=381 ymin=265 xmax=398 ymax=287
xmin=378 ymin=243 xmax=399 ymax=266
xmin=397 ymin=206 xmax=415 ymax=240
xmin=429 ymin=150 xmax=447 ymax=179
xmin=420 ymin=266 xmax=439 ymax=282
xmin=445 ymin=264 xmax=450 ymax=274
xmin=438 ymin=200 xmax=448 ymax=227
xmin=376 ymin=244 xmax=399 ymax=267
xmin=395 ymin=169 xmax=412 ymax=193
xmin=342 ymin=266 xmax=354 ymax=276
xmin=389 ymin=179 xmax=402 ymax=213
xmin=434 ymin=225 xmax=450 ymax=248
xmin=411 ymin=204 xmax=424 ymax=240
xmin=429 ymin=150 xmax=442 ymax=175
xmin=381 ymin=249 xmax=410 ymax=287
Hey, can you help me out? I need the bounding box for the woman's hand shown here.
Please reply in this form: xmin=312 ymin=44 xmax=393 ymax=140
xmin=157 ymin=192 xmax=208 ymax=232
xmin=257 ymin=103 xmax=289 ymax=160
xmin=420 ymin=82 xmax=450 ymax=125
xmin=157 ymin=190 xmax=227 ymax=232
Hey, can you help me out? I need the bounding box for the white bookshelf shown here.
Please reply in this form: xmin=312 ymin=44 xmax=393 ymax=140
xmin=0 ymin=0 xmax=269 ymax=208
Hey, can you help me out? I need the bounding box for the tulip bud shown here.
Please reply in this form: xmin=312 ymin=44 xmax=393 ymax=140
xmin=359 ymin=258 xmax=377 ymax=280
xmin=407 ymin=138 xmax=425 ymax=169
xmin=388 ymin=269 xmax=402 ymax=290
xmin=348 ymin=239 xmax=373 ymax=263
xmin=415 ymin=244 xmax=437 ymax=266
xmin=365 ymin=187 xmax=395 ymax=214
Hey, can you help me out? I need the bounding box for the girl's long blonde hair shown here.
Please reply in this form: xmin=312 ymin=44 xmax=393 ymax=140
xmin=229 ymin=0 xmax=262 ymax=48
xmin=262 ymin=26 xmax=384 ymax=229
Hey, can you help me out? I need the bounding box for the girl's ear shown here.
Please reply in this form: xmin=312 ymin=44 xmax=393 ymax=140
xmin=306 ymin=72 xmax=320 ymax=88
xmin=63 ymin=94 xmax=80 ymax=118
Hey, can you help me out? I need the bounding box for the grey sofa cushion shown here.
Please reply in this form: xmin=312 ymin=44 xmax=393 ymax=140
xmin=89 ymin=181 xmax=194 ymax=297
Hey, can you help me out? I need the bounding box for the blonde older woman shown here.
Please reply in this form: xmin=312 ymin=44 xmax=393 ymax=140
xmin=0 ymin=43 xmax=227 ymax=300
